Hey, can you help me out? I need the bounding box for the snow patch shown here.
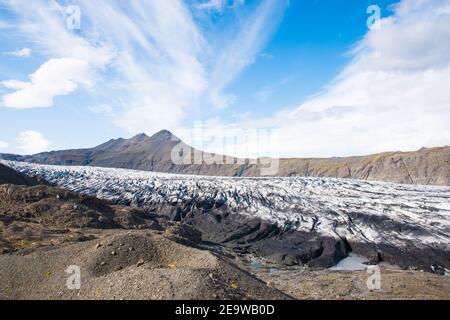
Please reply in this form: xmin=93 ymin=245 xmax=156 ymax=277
xmin=330 ymin=254 xmax=370 ymax=271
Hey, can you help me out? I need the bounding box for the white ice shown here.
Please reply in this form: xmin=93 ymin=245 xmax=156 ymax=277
xmin=2 ymin=160 xmax=450 ymax=251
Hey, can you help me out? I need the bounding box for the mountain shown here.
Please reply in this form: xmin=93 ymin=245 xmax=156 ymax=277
xmin=1 ymin=130 xmax=449 ymax=185
xmin=276 ymin=147 xmax=450 ymax=186
xmin=0 ymin=130 xmax=257 ymax=175
xmin=0 ymin=130 xmax=177 ymax=168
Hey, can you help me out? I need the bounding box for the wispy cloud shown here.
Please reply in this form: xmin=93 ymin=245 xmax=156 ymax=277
xmin=228 ymin=0 xmax=450 ymax=157
xmin=0 ymin=20 xmax=12 ymax=29
xmin=255 ymin=75 xmax=297 ymax=103
xmin=0 ymin=0 xmax=206 ymax=132
xmin=207 ymin=0 xmax=288 ymax=108
xmin=88 ymin=104 xmax=115 ymax=117
xmin=78 ymin=0 xmax=208 ymax=133
xmin=2 ymin=0 xmax=114 ymax=67
xmin=4 ymin=47 xmax=32 ymax=57
xmin=1 ymin=0 xmax=286 ymax=135
xmin=195 ymin=0 xmax=245 ymax=12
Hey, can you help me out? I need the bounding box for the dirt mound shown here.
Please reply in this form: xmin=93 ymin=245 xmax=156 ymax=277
xmin=0 ymin=230 xmax=290 ymax=300
xmin=0 ymin=163 xmax=43 ymax=186
xmin=85 ymin=233 xmax=218 ymax=277
xmin=0 ymin=184 xmax=165 ymax=229
xmin=0 ymin=184 xmax=167 ymax=254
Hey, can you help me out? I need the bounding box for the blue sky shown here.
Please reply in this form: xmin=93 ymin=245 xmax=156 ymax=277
xmin=0 ymin=0 xmax=449 ymax=157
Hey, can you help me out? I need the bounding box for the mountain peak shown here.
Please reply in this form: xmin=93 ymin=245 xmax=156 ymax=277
xmin=130 ymin=130 xmax=174 ymax=141
xmin=127 ymin=130 xmax=177 ymax=145
xmin=133 ymin=133 xmax=149 ymax=138
xmin=130 ymin=133 xmax=150 ymax=142
xmin=149 ymin=130 xmax=178 ymax=142
xmin=153 ymin=129 xmax=173 ymax=137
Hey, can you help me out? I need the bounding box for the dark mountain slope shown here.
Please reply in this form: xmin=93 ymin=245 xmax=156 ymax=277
xmin=1 ymin=130 xmax=186 ymax=170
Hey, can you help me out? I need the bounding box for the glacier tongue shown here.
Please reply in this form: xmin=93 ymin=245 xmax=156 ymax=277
xmin=3 ymin=160 xmax=449 ymax=251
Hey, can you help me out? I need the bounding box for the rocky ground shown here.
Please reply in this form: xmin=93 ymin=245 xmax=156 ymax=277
xmin=0 ymin=230 xmax=291 ymax=300
xmin=0 ymin=184 xmax=290 ymax=300
xmin=254 ymin=266 xmax=450 ymax=300
xmin=1 ymin=225 xmax=449 ymax=300
xmin=0 ymin=184 xmax=167 ymax=254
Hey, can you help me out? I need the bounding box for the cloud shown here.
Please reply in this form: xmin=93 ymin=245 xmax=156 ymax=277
xmin=255 ymin=88 xmax=272 ymax=103
xmin=89 ymin=104 xmax=114 ymax=116
xmin=2 ymin=0 xmax=114 ymax=67
xmin=16 ymin=130 xmax=50 ymax=154
xmin=259 ymin=53 xmax=274 ymax=60
xmin=243 ymin=0 xmax=450 ymax=157
xmin=0 ymin=21 xmax=12 ymax=29
xmin=2 ymin=0 xmax=287 ymax=134
xmin=3 ymin=0 xmax=448 ymax=159
xmin=0 ymin=141 xmax=8 ymax=150
xmin=76 ymin=0 xmax=208 ymax=134
xmin=195 ymin=0 xmax=245 ymax=12
xmin=181 ymin=0 xmax=450 ymax=158
xmin=196 ymin=0 xmax=227 ymax=11
xmin=207 ymin=0 xmax=288 ymax=108
xmin=1 ymin=58 xmax=93 ymax=109
xmin=255 ymin=75 xmax=296 ymax=103
xmin=2 ymin=0 xmax=208 ymax=132
xmin=5 ymin=48 xmax=32 ymax=58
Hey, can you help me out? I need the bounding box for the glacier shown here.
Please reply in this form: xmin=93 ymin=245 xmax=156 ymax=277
xmin=2 ymin=160 xmax=450 ymax=270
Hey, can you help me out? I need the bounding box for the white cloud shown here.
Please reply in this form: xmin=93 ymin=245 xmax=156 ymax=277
xmin=1 ymin=58 xmax=93 ymax=109
xmin=207 ymin=0 xmax=288 ymax=108
xmin=196 ymin=0 xmax=245 ymax=12
xmin=242 ymin=0 xmax=450 ymax=157
xmin=2 ymin=0 xmax=207 ymax=132
xmin=196 ymin=0 xmax=227 ymax=11
xmin=75 ymin=0 xmax=208 ymax=134
xmin=5 ymin=48 xmax=32 ymax=58
xmin=2 ymin=0 xmax=288 ymax=134
xmin=4 ymin=0 xmax=447 ymax=158
xmin=2 ymin=0 xmax=114 ymax=67
xmin=255 ymin=75 xmax=296 ymax=103
xmin=0 ymin=21 xmax=12 ymax=29
xmin=16 ymin=130 xmax=50 ymax=154
xmin=0 ymin=141 xmax=8 ymax=150
xmin=255 ymin=88 xmax=272 ymax=103
xmin=259 ymin=53 xmax=274 ymax=60
xmin=181 ymin=0 xmax=450 ymax=158
xmin=89 ymin=104 xmax=114 ymax=116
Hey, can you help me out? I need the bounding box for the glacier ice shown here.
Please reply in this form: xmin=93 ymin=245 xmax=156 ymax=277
xmin=2 ymin=160 xmax=449 ymax=251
